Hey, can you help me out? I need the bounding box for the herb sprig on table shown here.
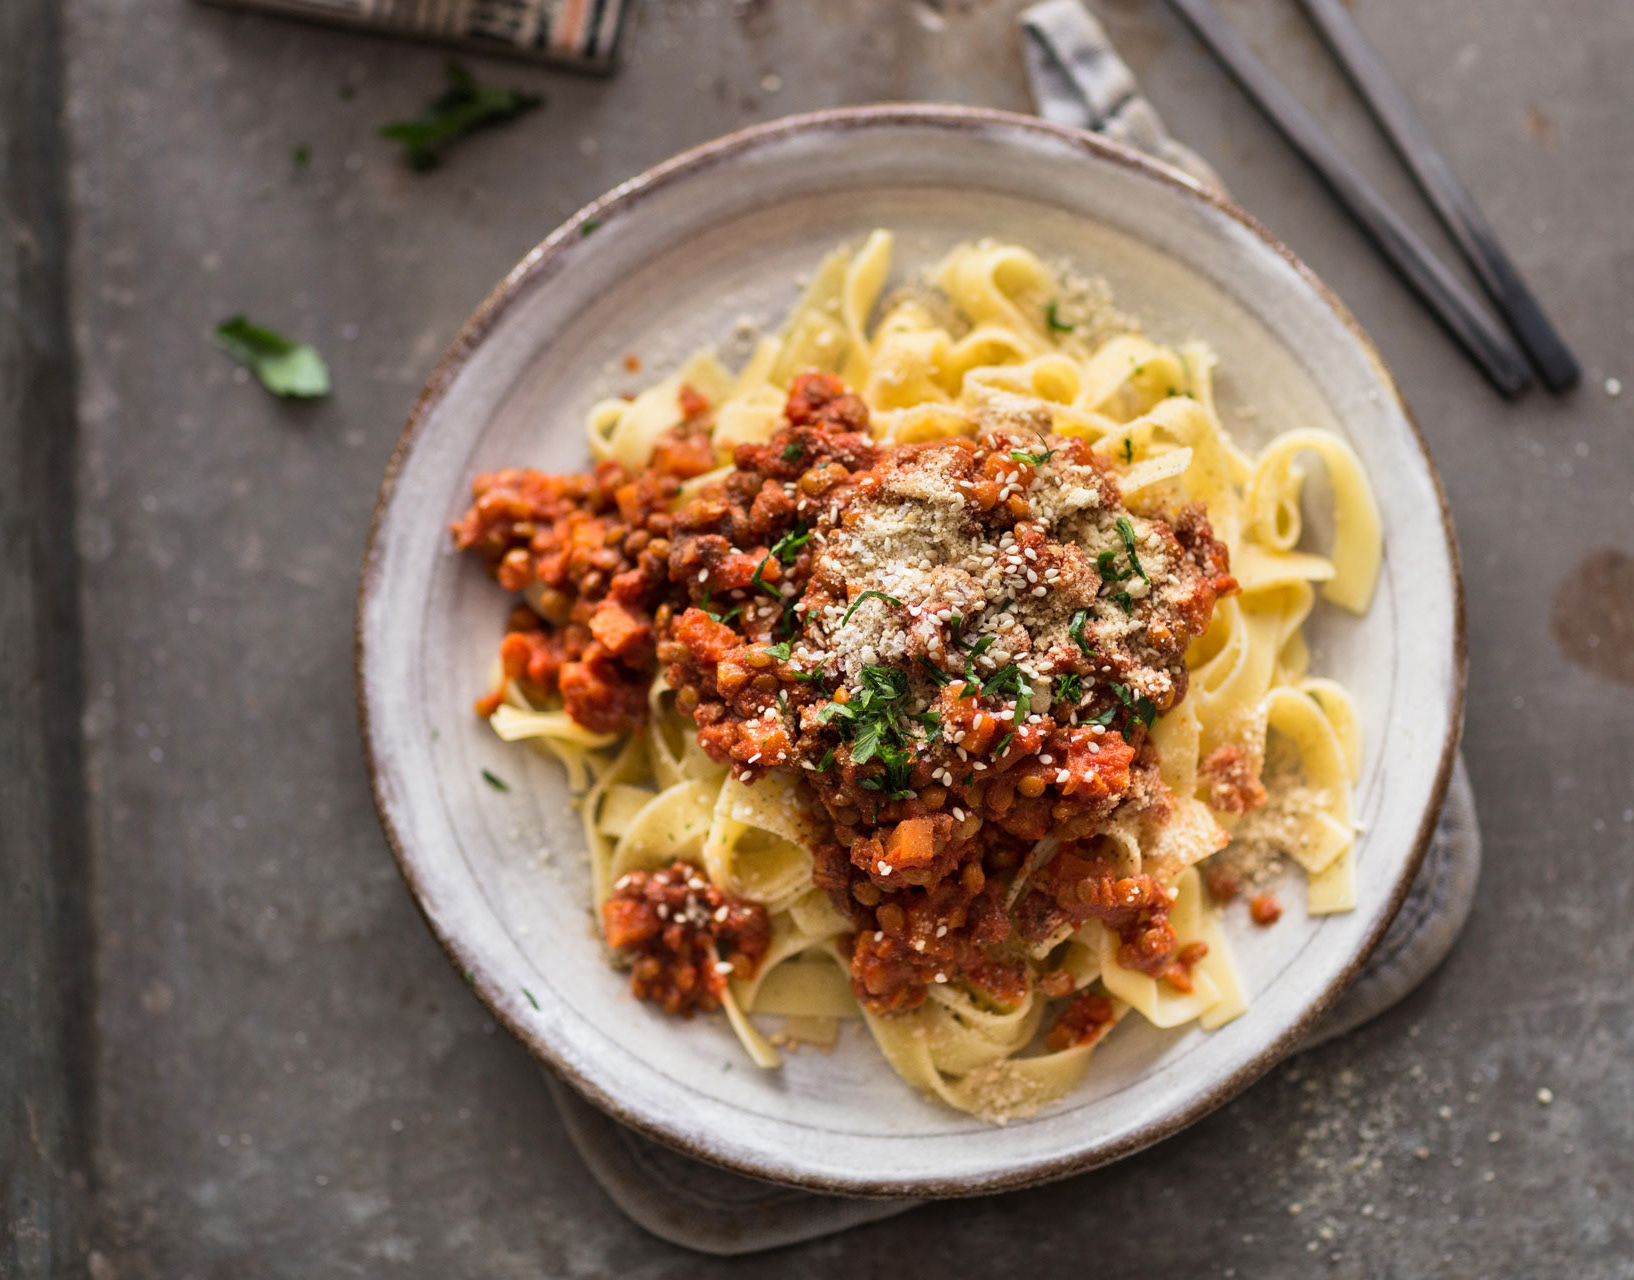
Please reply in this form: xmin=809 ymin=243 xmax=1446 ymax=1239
xmin=380 ymin=60 xmax=544 ymax=172
xmin=214 ymin=317 xmax=331 ymax=399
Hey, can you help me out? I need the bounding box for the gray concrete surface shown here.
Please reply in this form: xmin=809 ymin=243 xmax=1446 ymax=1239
xmin=11 ymin=0 xmax=1634 ymax=1274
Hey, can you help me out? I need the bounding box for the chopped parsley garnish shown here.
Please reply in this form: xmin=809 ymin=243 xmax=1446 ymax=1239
xmin=814 ymin=746 xmax=836 ymax=773
xmin=1055 ymin=672 xmax=1083 ymax=705
xmin=699 ymin=587 xmax=743 ymax=625
xmin=859 ymin=665 xmax=909 ymax=701
xmin=992 ymin=731 xmax=1016 ymax=757
xmin=773 ymin=598 xmax=802 ymax=641
xmin=1121 ymin=437 xmax=1135 ymax=465
xmin=819 ymin=664 xmax=919 ymax=797
xmin=1111 ymin=590 xmax=1135 ymax=615
xmin=749 ymin=552 xmax=783 ymax=600
xmin=781 ymin=440 xmax=805 ymax=462
xmin=917 ymin=656 xmax=955 ymax=686
xmin=1045 ymin=300 xmax=1075 ymax=334
xmin=379 ymin=59 xmax=544 ymax=172
xmin=1115 ymin=516 xmax=1150 ymax=583
xmin=580 ymin=218 xmax=601 ymax=237
xmin=765 ymin=641 xmax=792 ymax=661
xmin=790 ymin=667 xmax=826 ymax=683
xmin=907 ymin=710 xmax=941 ymax=742
xmin=1008 ymin=429 xmax=1057 ymax=467
xmin=1096 ymin=548 xmax=1131 ymax=584
xmin=962 ymin=634 xmax=998 ymax=687
xmin=481 ymin=768 xmax=510 ymax=792
xmin=214 ymin=316 xmax=331 ymax=399
xmin=522 ymin=987 xmax=540 ymax=1010
xmin=770 ymin=522 xmax=811 ymax=563
xmin=981 ymin=664 xmax=1033 ymax=702
xmin=1111 ymin=681 xmax=1158 ymax=733
xmin=1068 ymin=609 xmax=1095 ymax=658
xmin=840 ymin=589 xmax=902 ymax=625
xmin=291 ymin=143 xmax=311 ymax=170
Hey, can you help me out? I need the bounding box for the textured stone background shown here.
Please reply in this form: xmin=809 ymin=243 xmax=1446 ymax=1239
xmin=5 ymin=0 xmax=1632 ymax=1275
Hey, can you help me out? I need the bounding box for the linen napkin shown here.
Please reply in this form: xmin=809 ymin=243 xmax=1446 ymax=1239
xmin=551 ymin=0 xmax=1484 ymax=1253
xmin=196 ymin=0 xmax=626 ymax=70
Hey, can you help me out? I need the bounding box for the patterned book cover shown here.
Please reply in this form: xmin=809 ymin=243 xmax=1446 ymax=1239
xmin=198 ymin=0 xmax=627 ymax=71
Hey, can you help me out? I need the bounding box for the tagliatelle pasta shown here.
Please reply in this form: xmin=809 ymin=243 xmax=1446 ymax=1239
xmin=449 ymin=232 xmax=1380 ymax=1122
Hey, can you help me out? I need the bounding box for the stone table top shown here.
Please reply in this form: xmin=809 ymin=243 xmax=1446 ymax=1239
xmin=12 ymin=0 xmax=1634 ymax=1274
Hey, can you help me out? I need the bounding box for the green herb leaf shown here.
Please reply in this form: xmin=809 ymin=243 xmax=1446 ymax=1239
xmin=814 ymin=746 xmax=836 ymax=773
xmin=981 ymin=664 xmax=1033 ymax=702
xmin=849 ymin=717 xmax=884 ymax=766
xmin=1055 ymin=672 xmax=1083 ymax=705
xmin=1007 ymin=429 xmax=1057 ymax=468
xmin=1068 ymin=609 xmax=1095 ymax=658
xmin=214 ymin=316 xmax=331 ymax=399
xmin=481 ymin=768 xmax=510 ymax=792
xmin=580 ymin=218 xmax=601 ymax=237
xmin=917 ymin=657 xmax=954 ymax=687
xmin=781 ymin=440 xmax=805 ymax=462
xmin=765 ymin=641 xmax=792 ymax=661
xmin=1109 ymin=681 xmax=1157 ymax=733
xmin=790 ymin=667 xmax=825 ymax=683
xmin=291 ymin=143 xmax=311 ymax=169
xmin=841 ymin=589 xmax=902 ymax=625
xmin=860 ymin=665 xmax=909 ymax=701
xmin=1115 ymin=516 xmax=1150 ymax=583
xmin=379 ymin=60 xmax=544 ymax=172
xmin=962 ymin=634 xmax=998 ymax=688
xmin=774 ymin=598 xmax=801 ymax=640
xmin=1111 ymin=590 xmax=1135 ymax=615
xmin=749 ymin=552 xmax=782 ymax=600
xmin=1045 ymin=300 xmax=1075 ymax=334
xmin=1087 ymin=703 xmax=1118 ymax=729
xmin=770 ymin=522 xmax=811 ymax=564
xmin=522 ymin=987 xmax=540 ymax=1010
xmin=1121 ymin=437 xmax=1135 ymax=465
xmin=992 ymin=731 xmax=1016 ymax=757
xmin=1096 ymin=548 xmax=1131 ymax=584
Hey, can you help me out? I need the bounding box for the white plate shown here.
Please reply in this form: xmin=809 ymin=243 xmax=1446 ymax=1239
xmin=357 ymin=105 xmax=1465 ymax=1197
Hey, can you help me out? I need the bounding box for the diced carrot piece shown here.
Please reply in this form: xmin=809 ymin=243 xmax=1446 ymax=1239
xmin=589 ymin=599 xmax=652 ymax=662
xmin=601 ymin=897 xmax=660 ymax=949
xmin=884 ymin=817 xmax=937 ymax=869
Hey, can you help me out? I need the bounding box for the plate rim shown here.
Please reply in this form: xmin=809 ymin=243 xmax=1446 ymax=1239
xmin=354 ymin=102 xmax=1468 ymax=1197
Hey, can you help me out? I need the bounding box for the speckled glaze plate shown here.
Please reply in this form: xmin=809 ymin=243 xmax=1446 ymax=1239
xmin=357 ymin=105 xmax=1465 ymax=1197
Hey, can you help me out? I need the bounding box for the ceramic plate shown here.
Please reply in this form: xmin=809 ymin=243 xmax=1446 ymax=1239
xmin=357 ymin=105 xmax=1465 ymax=1196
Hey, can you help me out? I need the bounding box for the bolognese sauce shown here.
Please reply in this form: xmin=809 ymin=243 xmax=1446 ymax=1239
xmin=454 ymin=370 xmax=1236 ymax=1026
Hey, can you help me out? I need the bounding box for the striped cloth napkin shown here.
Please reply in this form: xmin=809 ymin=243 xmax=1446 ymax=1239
xmin=197 ymin=0 xmax=626 ymax=70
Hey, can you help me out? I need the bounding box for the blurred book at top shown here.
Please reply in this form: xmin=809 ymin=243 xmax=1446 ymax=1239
xmin=198 ymin=0 xmax=627 ymax=72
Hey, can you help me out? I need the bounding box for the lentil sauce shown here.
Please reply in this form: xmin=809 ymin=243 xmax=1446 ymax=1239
xmin=455 ymin=372 xmax=1237 ymax=1035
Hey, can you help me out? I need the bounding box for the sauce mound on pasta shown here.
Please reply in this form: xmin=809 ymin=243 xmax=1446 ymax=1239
xmin=451 ymin=232 xmax=1379 ymax=1122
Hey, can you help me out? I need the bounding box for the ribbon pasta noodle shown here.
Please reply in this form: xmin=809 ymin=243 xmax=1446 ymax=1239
xmin=452 ymin=231 xmax=1380 ymax=1123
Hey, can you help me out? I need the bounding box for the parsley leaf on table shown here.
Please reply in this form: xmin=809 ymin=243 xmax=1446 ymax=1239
xmin=379 ymin=60 xmax=544 ymax=172
xmin=214 ymin=317 xmax=331 ymax=399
